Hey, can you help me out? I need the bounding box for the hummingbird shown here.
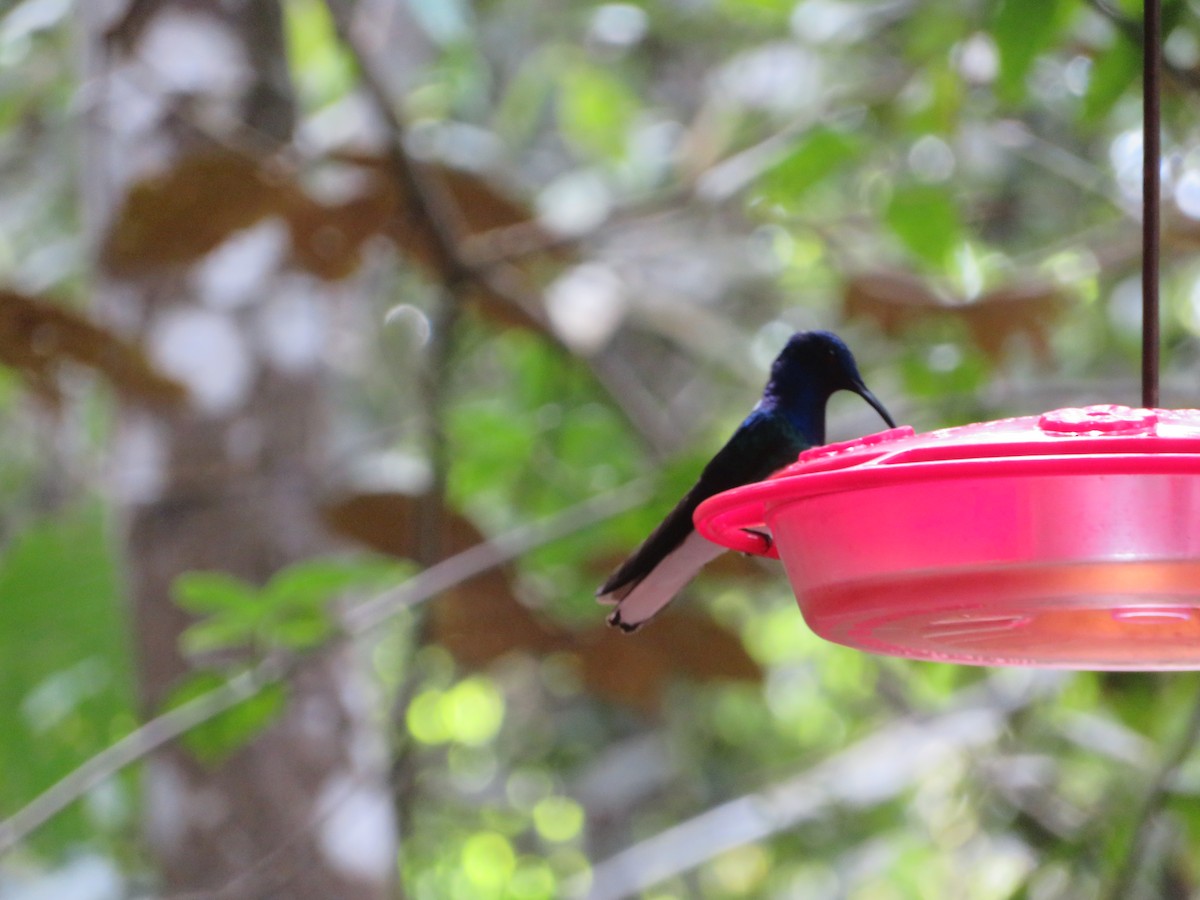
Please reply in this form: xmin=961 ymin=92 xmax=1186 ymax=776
xmin=597 ymin=330 xmax=895 ymax=632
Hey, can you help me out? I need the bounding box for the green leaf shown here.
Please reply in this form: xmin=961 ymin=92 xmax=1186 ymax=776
xmin=173 ymin=571 xmax=260 ymax=615
xmin=899 ymin=340 xmax=990 ymax=399
xmin=262 ymin=609 xmax=335 ymax=651
xmin=283 ymin=0 xmax=355 ymax=109
xmin=0 ymin=503 xmax=135 ymax=850
xmin=163 ymin=671 xmax=287 ymax=764
xmin=262 ymin=557 xmax=400 ymax=611
xmin=557 ymin=63 xmax=640 ymax=161
xmin=494 ymin=52 xmax=555 ymax=146
xmin=1078 ymin=0 xmax=1184 ymax=125
xmin=757 ymin=128 xmax=863 ymax=207
xmin=717 ymin=0 xmax=793 ymax=27
xmin=991 ymin=0 xmax=1071 ymax=103
xmin=180 ymin=613 xmax=260 ymax=656
xmin=1164 ymin=0 xmax=1189 ymax=32
xmin=884 ymin=184 xmax=963 ymax=269
xmin=1081 ymin=39 xmax=1139 ymax=124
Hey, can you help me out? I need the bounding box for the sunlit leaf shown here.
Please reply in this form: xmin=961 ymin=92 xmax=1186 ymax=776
xmin=407 ymin=688 xmax=452 ymax=744
xmin=557 ymin=63 xmax=640 ymax=161
xmin=444 ymin=676 xmax=505 ymax=746
xmin=0 ymin=289 xmax=186 ymax=406
xmin=532 ymin=795 xmax=584 ymax=842
xmin=283 ymin=0 xmax=355 ymax=108
xmin=462 ymin=831 xmax=516 ymax=891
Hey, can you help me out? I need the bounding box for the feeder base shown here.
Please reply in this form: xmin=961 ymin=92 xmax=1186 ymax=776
xmin=805 ymin=560 xmax=1200 ymax=669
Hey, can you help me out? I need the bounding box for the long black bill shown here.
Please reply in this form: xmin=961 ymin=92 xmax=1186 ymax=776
xmin=852 ymin=382 xmax=897 ymax=429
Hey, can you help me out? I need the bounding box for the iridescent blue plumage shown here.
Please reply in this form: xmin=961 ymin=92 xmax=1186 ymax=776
xmin=597 ymin=331 xmax=895 ymax=631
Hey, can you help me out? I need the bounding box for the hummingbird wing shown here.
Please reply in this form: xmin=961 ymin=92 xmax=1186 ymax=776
xmin=597 ymin=409 xmax=808 ymax=631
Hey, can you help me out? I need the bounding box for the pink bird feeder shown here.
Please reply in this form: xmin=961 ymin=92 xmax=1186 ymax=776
xmin=695 ymin=407 xmax=1200 ymax=669
xmin=695 ymin=1 xmax=1199 ymax=669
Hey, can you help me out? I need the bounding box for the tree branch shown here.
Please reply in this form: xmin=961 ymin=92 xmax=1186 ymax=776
xmin=574 ymin=671 xmax=1067 ymax=900
xmin=0 ymin=656 xmax=285 ymax=855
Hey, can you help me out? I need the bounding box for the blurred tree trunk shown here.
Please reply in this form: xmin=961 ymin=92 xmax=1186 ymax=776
xmin=80 ymin=2 xmax=398 ymax=896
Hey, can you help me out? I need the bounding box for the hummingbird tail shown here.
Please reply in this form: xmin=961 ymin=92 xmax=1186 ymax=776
xmin=600 ymin=531 xmax=723 ymax=631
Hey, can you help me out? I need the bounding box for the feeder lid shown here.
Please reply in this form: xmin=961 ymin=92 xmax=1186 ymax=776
xmin=695 ymin=405 xmax=1200 ymax=670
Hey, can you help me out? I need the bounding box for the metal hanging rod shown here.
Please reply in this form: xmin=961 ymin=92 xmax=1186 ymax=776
xmin=1143 ymin=0 xmax=1161 ymax=408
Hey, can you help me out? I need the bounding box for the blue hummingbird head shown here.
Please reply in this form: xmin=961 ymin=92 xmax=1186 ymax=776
xmin=766 ymin=330 xmax=896 ymax=429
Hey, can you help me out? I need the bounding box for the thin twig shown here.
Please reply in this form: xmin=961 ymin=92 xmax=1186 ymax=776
xmin=323 ymin=0 xmax=468 ymax=290
xmin=327 ymin=0 xmax=670 ymax=451
xmin=0 ymin=481 xmax=649 ymax=854
xmin=343 ymin=479 xmax=649 ymax=635
xmin=1100 ymin=678 xmax=1200 ymax=900
xmin=0 ymin=656 xmax=286 ymax=855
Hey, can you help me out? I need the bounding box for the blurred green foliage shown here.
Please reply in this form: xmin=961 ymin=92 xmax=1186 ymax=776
xmin=0 ymin=503 xmax=134 ymax=852
xmin=160 ymin=674 xmax=288 ymax=764
xmin=6 ymin=0 xmax=1200 ymax=897
xmin=175 ymin=557 xmax=401 ymax=655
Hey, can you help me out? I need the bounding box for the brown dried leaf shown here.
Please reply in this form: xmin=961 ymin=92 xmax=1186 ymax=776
xmin=289 ymin=189 xmax=396 ymax=282
xmin=0 ymin=290 xmax=186 ymax=405
xmin=440 ymin=166 xmax=544 ymax=239
xmin=321 ymin=490 xmax=491 ymax=559
xmin=320 ymin=490 xmax=545 ymax=661
xmin=574 ymin=612 xmax=763 ymax=713
xmin=575 ymin=630 xmax=675 ymax=714
xmin=318 ymin=154 xmax=560 ymax=337
xmin=434 ymin=590 xmax=571 ymax=668
xmin=327 ymin=152 xmax=543 ymax=244
xmin=102 ymin=152 xmax=296 ymax=276
xmin=961 ymin=284 xmax=1066 ymax=361
xmin=629 ymin=613 xmax=763 ymax=683
xmin=322 ymin=490 xmax=761 ymax=712
xmin=1164 ymin=210 xmax=1200 ymax=254
xmin=844 ymin=271 xmax=1066 ymax=361
xmin=103 ymin=149 xmax=556 ymax=338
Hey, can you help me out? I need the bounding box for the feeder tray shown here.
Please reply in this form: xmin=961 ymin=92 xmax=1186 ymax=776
xmin=694 ymin=404 xmax=1200 ymax=670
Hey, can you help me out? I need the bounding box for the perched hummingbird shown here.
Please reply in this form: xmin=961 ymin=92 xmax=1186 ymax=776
xmin=597 ymin=330 xmax=895 ymax=632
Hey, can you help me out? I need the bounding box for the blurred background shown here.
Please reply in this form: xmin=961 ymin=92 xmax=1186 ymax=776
xmin=2 ymin=0 xmax=1200 ymax=897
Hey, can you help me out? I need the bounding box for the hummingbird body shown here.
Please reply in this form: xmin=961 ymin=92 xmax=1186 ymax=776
xmin=597 ymin=331 xmax=895 ymax=632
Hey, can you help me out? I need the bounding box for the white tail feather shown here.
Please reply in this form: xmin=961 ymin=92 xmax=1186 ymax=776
xmin=601 ymin=531 xmax=724 ymax=629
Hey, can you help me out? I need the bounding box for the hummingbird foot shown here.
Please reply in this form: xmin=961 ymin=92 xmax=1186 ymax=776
xmin=740 ymin=529 xmax=773 ymax=554
xmin=606 ymin=608 xmax=643 ymax=633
